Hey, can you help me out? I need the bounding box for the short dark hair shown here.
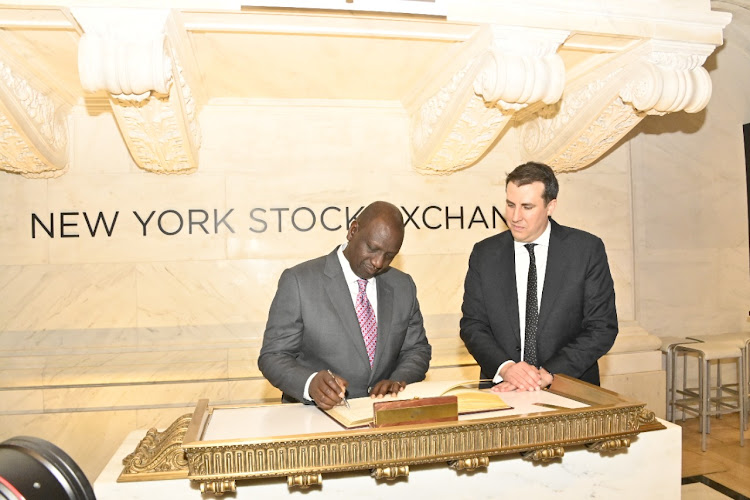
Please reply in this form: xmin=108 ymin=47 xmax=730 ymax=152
xmin=506 ymin=162 xmax=559 ymax=205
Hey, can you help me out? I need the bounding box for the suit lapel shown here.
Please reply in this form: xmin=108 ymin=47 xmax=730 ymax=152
xmin=489 ymin=232 xmax=520 ymax=343
xmin=323 ymin=250 xmax=371 ymax=367
xmin=537 ymin=220 xmax=565 ymax=334
xmin=370 ymin=276 xmax=393 ymax=381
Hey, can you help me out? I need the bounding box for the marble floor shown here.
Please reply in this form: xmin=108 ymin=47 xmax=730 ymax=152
xmin=678 ymin=413 xmax=750 ymax=499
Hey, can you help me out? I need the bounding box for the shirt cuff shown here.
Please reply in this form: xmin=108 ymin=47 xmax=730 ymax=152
xmin=492 ymin=360 xmax=515 ymax=384
xmin=303 ymin=372 xmax=316 ymax=402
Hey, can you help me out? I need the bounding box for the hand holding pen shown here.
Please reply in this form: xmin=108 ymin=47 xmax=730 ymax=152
xmin=327 ymin=370 xmax=350 ymax=409
xmin=309 ymin=369 xmax=350 ymax=410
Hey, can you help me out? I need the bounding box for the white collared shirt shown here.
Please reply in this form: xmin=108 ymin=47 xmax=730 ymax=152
xmin=494 ymin=221 xmax=551 ymax=383
xmin=336 ymin=243 xmax=378 ymax=317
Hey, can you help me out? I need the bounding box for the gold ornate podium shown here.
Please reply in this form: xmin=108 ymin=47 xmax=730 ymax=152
xmin=118 ymin=375 xmax=663 ymax=495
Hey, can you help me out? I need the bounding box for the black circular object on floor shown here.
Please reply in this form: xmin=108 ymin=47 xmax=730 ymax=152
xmin=0 ymin=436 xmax=95 ymax=500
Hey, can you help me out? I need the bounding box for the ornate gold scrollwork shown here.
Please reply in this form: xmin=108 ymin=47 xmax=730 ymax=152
xmin=521 ymin=446 xmax=564 ymax=462
xmin=638 ymin=408 xmax=656 ymax=424
xmin=372 ymin=465 xmax=409 ymax=480
xmin=118 ymin=413 xmax=192 ymax=481
xmin=586 ymin=437 xmax=631 ymax=452
xmin=449 ymin=456 xmax=490 ymax=471
xmin=200 ymin=480 xmax=236 ymax=495
xmin=287 ymin=473 xmax=322 ymax=489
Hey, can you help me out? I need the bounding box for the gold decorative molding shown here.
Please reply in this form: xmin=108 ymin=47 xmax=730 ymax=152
xmin=287 ymin=473 xmax=321 ymax=488
xmin=521 ymin=446 xmax=565 ymax=462
xmin=449 ymin=456 xmax=489 ymax=471
xmin=372 ymin=465 xmax=409 ymax=481
xmin=171 ymin=376 xmax=664 ymax=493
xmin=585 ymin=437 xmax=632 ymax=452
xmin=0 ymin=57 xmax=69 ymax=178
xmin=118 ymin=413 xmax=191 ymax=482
xmin=199 ymin=480 xmax=236 ymax=495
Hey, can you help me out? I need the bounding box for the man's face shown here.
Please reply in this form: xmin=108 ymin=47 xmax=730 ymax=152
xmin=344 ymin=217 xmax=403 ymax=280
xmin=505 ymin=181 xmax=556 ymax=242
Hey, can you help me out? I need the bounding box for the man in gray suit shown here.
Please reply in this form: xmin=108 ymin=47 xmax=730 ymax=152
xmin=259 ymin=201 xmax=431 ymax=410
xmin=460 ymin=162 xmax=618 ymax=392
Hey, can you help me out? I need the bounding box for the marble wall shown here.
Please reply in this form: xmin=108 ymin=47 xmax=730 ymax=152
xmin=1 ymin=3 xmax=749 ymax=482
xmin=630 ymin=2 xmax=750 ymax=337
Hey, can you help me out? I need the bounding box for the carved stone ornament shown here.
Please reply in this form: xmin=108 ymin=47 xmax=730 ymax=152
xmin=0 ymin=58 xmax=69 ymax=178
xmin=75 ymin=9 xmax=201 ymax=174
xmin=117 ymin=413 xmax=191 ymax=482
xmin=411 ymin=26 xmax=568 ymax=175
xmin=520 ymin=40 xmax=716 ymax=172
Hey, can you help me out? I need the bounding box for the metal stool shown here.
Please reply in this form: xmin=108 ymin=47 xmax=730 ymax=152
xmin=671 ymin=340 xmax=746 ymax=451
xmin=659 ymin=336 xmax=699 ymax=421
xmin=687 ymin=332 xmax=750 ymax=430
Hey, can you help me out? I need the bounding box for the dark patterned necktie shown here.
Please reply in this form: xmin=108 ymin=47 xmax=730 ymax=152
xmin=356 ymin=279 xmax=377 ymax=367
xmin=523 ymin=243 xmax=538 ymax=366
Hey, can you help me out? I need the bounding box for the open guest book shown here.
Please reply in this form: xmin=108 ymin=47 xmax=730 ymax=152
xmin=324 ymin=380 xmax=511 ymax=428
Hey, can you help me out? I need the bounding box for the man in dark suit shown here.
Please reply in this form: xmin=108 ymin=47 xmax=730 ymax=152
xmin=460 ymin=162 xmax=617 ymax=392
xmin=259 ymin=201 xmax=431 ymax=409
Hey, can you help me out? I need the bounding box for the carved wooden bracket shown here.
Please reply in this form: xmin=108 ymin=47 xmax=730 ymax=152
xmin=0 ymin=54 xmax=69 ymax=178
xmin=75 ymin=8 xmax=201 ymax=174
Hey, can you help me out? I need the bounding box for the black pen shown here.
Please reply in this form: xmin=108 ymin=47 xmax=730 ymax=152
xmin=327 ymin=369 xmax=350 ymax=409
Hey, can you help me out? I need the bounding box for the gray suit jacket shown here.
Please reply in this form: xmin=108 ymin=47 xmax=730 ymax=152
xmin=259 ymin=248 xmax=431 ymax=402
xmin=460 ymin=220 xmax=618 ymax=386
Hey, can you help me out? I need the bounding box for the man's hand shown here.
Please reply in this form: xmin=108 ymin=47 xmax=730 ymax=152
xmin=369 ymin=379 xmax=406 ymax=398
xmin=490 ymin=381 xmax=517 ymax=392
xmin=539 ymin=367 xmax=554 ymax=389
xmin=309 ymin=370 xmax=348 ymax=410
xmin=499 ymin=361 xmax=542 ymax=391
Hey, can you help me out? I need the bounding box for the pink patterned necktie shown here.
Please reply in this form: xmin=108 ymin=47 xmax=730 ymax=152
xmin=356 ymin=279 xmax=378 ymax=367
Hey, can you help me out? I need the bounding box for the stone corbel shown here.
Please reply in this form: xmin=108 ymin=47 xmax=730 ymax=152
xmin=0 ymin=55 xmax=69 ymax=178
xmin=519 ymin=40 xmax=716 ymax=172
xmin=75 ymin=8 xmax=200 ymax=174
xmin=409 ymin=26 xmax=568 ymax=174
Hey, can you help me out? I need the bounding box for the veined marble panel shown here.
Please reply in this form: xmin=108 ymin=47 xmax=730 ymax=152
xmin=41 ymin=356 xmax=228 ymax=386
xmin=0 ymin=263 xmax=137 ymax=331
xmin=0 ymin=328 xmax=137 ymax=356
xmin=395 ymin=253 xmax=466 ymax=317
xmin=137 ymin=322 xmax=264 ymax=348
xmin=636 ymin=249 xmax=742 ymax=336
xmin=556 ymin=170 xmax=633 ymax=252
xmin=0 ymin=368 xmax=42 ymax=388
xmin=599 ymin=350 xmax=661 ymax=375
xmin=135 ymin=260 xmax=290 ymax=327
xmin=199 ymin=104 xmax=409 ymax=175
xmin=606 ymin=247 xmax=635 ymax=322
xmin=228 ymin=378 xmax=282 ymax=403
xmin=70 ymin=110 xmax=137 ymax=175
xmin=228 ymin=350 xmax=262 ymax=379
xmin=0 ymin=389 xmax=43 ymax=413
xmin=0 ymin=173 xmax=49 ymax=265
xmin=42 ymin=380 xmax=230 ymax=410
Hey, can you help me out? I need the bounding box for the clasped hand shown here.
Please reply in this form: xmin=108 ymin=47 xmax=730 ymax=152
xmin=492 ymin=362 xmax=553 ymax=393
